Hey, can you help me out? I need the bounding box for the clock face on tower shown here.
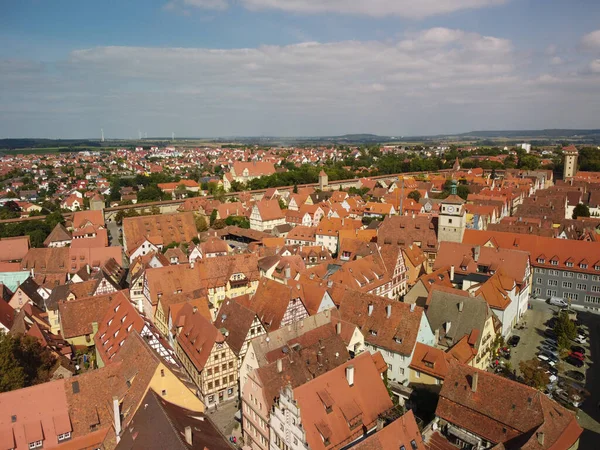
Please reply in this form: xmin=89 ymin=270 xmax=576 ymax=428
xmin=447 ymin=206 xmax=455 ymax=213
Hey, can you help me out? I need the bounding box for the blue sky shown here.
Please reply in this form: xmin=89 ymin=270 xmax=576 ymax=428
xmin=1 ymin=0 xmax=600 ymax=138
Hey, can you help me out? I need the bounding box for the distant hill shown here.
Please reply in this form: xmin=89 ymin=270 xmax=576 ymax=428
xmin=457 ymin=129 xmax=600 ymax=139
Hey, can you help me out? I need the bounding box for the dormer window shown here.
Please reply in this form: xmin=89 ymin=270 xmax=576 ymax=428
xmin=29 ymin=440 xmax=43 ymax=449
xmin=537 ymin=258 xmax=545 ymax=264
xmin=595 ymin=265 xmax=600 ymax=271
xmin=370 ymin=330 xmax=377 ymax=336
xmin=566 ymin=262 xmax=573 ymax=268
xmin=581 ymin=264 xmax=588 ymax=269
xmin=551 ymin=260 xmax=558 ymax=266
xmin=394 ymin=337 xmax=402 ymax=344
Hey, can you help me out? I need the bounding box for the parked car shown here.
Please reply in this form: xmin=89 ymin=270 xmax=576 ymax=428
xmin=508 ymin=335 xmax=521 ymax=347
xmin=540 ymin=344 xmax=559 ymax=354
xmin=566 ymin=356 xmax=584 ymax=368
xmin=544 ymin=329 xmax=557 ymax=339
xmin=538 ymin=352 xmax=557 ymax=366
xmin=549 ymin=297 xmax=569 ymax=308
xmin=571 ymin=345 xmax=586 ymax=355
xmin=574 ymin=335 xmax=587 ymax=345
xmin=554 ymin=388 xmax=581 ymax=408
xmin=569 ymin=352 xmax=585 ymax=361
xmin=543 ymin=337 xmax=558 ymax=347
xmin=566 ymin=371 xmax=585 ymax=382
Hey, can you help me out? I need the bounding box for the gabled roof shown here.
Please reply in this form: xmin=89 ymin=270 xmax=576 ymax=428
xmin=43 ymin=223 xmax=72 ymax=246
xmin=0 ymin=236 xmax=30 ymax=262
xmin=175 ymin=303 xmax=225 ymax=372
xmin=294 ymin=352 xmax=393 ymax=450
xmin=436 ymin=361 xmax=582 ymax=449
xmin=353 ymin=410 xmax=425 ymax=450
xmin=213 ymin=297 xmax=258 ymax=356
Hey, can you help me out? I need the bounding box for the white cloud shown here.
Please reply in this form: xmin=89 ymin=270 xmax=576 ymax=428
xmin=168 ymin=0 xmax=507 ymax=18
xmin=590 ymin=59 xmax=600 ymax=73
xmin=1 ymin=27 xmax=599 ymax=138
xmin=581 ymin=30 xmax=600 ymax=50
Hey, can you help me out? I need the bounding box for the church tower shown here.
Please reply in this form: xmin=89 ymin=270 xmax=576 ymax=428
xmin=563 ymin=145 xmax=578 ymax=180
xmin=438 ymin=180 xmax=466 ymax=243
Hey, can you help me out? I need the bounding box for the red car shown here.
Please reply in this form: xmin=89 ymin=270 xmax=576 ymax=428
xmin=569 ymin=352 xmax=585 ymax=361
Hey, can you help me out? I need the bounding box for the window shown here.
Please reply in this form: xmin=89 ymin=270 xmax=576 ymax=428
xmin=592 ymin=286 xmax=600 ymax=293
xmin=566 ymin=262 xmax=573 ymax=268
xmin=387 ymin=363 xmax=392 ymax=371
xmin=29 ymin=441 xmax=43 ymax=449
xmin=537 ymin=268 xmax=545 ymax=274
xmin=222 ymin=377 xmax=227 ymax=385
xmin=585 ymin=295 xmax=600 ymax=304
xmin=215 ymin=380 xmax=220 ymax=387
xmin=581 ymin=264 xmax=588 ymax=270
xmin=577 ymin=284 xmax=587 ymax=291
xmin=549 ymin=270 xmax=560 ymax=276
xmin=415 ymin=370 xmax=421 ymax=378
xmin=222 ymin=363 xmax=227 ymax=371
xmin=548 ymin=280 xmax=558 ymax=286
xmin=208 ymin=395 xmax=214 ymax=403
xmin=58 ymin=432 xmax=71 ymax=442
xmin=161 ymin=389 xmax=167 ymax=396
xmin=207 ymin=368 xmax=212 ymax=376
xmin=536 ymin=278 xmax=542 ymax=284
xmin=547 ymin=290 xmax=557 ymax=297
xmin=551 ymin=260 xmax=558 ymax=266
xmin=562 ymin=282 xmax=572 ymax=289
xmin=208 ymin=382 xmax=213 ymax=389
xmin=537 ymin=258 xmax=545 ymax=264
xmin=228 ymin=388 xmax=234 ymax=395
xmin=229 ymin=361 xmax=234 ymax=369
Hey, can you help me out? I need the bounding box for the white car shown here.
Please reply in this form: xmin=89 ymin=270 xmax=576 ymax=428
xmin=574 ymin=336 xmax=587 ymax=345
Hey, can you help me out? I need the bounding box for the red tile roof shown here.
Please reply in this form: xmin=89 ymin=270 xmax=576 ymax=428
xmin=294 ymin=352 xmax=393 ymax=450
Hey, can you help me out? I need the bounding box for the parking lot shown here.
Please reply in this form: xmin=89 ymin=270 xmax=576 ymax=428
xmin=498 ymin=298 xmax=600 ymax=445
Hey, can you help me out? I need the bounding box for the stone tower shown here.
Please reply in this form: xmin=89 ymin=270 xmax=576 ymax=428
xmin=438 ymin=180 xmax=466 ymax=243
xmin=563 ymin=145 xmax=578 ymax=180
xmin=319 ymin=170 xmax=329 ymax=191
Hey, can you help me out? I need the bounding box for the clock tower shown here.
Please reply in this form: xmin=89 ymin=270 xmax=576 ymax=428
xmin=438 ymin=180 xmax=466 ymax=243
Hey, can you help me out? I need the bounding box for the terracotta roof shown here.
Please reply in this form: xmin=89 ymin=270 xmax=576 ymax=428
xmin=254 ymin=199 xmax=284 ymax=222
xmin=353 ymin=410 xmax=425 ymax=450
xmin=294 ymin=352 xmax=393 ymax=450
xmin=241 ymin=278 xmax=307 ymax=331
xmin=123 ymin=212 xmax=198 ymax=253
xmin=0 ymin=379 xmax=73 ymax=449
xmin=196 ymin=253 xmax=260 ymax=290
xmin=94 ymin=293 xmax=146 ymax=365
xmin=434 ymin=242 xmax=529 ymax=286
xmin=378 ymin=216 xmax=438 ymax=251
xmin=43 ymin=223 xmax=72 ymax=246
xmin=436 ymin=361 xmax=582 ymax=449
xmin=21 ymin=247 xmax=123 ymax=274
xmin=232 ymin=161 xmax=276 ymax=178
xmin=338 ymin=288 xmax=424 ymax=356
xmin=463 ymin=229 xmax=600 ymax=275
xmin=175 ymin=303 xmax=225 ymax=372
xmin=145 ymin=264 xmax=204 ymax=308
xmin=59 ymin=290 xmax=128 ymax=339
xmin=0 ymin=236 xmax=30 ymax=262
xmin=72 ymin=210 xmax=105 ymax=229
xmin=213 ymin=297 xmax=258 ymax=356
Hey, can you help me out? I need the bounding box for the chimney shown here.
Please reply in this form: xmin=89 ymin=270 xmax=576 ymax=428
xmin=410 ymin=303 xmax=416 ymax=313
xmin=193 ymin=306 xmax=198 ymax=314
xmin=285 ymin=266 xmax=291 ymax=279
xmin=113 ymin=396 xmax=122 ymax=442
xmin=336 ymin=322 xmax=342 ymax=335
xmin=185 ymin=426 xmax=193 ymax=445
xmin=473 ymin=245 xmax=481 ymax=262
xmin=458 ymin=301 xmax=464 ymax=312
xmin=471 ymin=372 xmax=478 ymax=392
xmin=277 ymin=358 xmax=283 ymax=373
xmin=537 ymin=432 xmax=545 ymax=445
xmin=317 ymin=351 xmax=323 ymax=365
xmin=368 ymin=304 xmax=374 ymax=316
xmin=376 ymin=416 xmax=385 ymax=431
xmin=386 ymin=304 xmax=392 ymax=319
xmin=346 ymin=365 xmax=355 ymax=386
xmin=450 ymin=265 xmax=455 ymax=281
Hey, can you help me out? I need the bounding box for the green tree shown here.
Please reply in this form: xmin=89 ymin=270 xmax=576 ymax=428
xmin=407 ymin=190 xmax=421 ymax=202
xmin=293 ymin=184 xmax=298 ymax=194
xmin=45 ymin=211 xmax=65 ymax=230
xmin=554 ymin=310 xmax=577 ymax=349
xmin=519 ymin=358 xmax=550 ymax=390
xmin=195 ymin=215 xmax=208 ymax=232
xmin=210 ymin=209 xmax=218 ymax=226
xmin=572 ymin=203 xmax=590 ymax=219
xmin=278 ymin=198 xmax=287 ymax=210
xmin=137 ymin=185 xmax=163 ymax=203
xmin=0 ymin=332 xmax=56 ymax=393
